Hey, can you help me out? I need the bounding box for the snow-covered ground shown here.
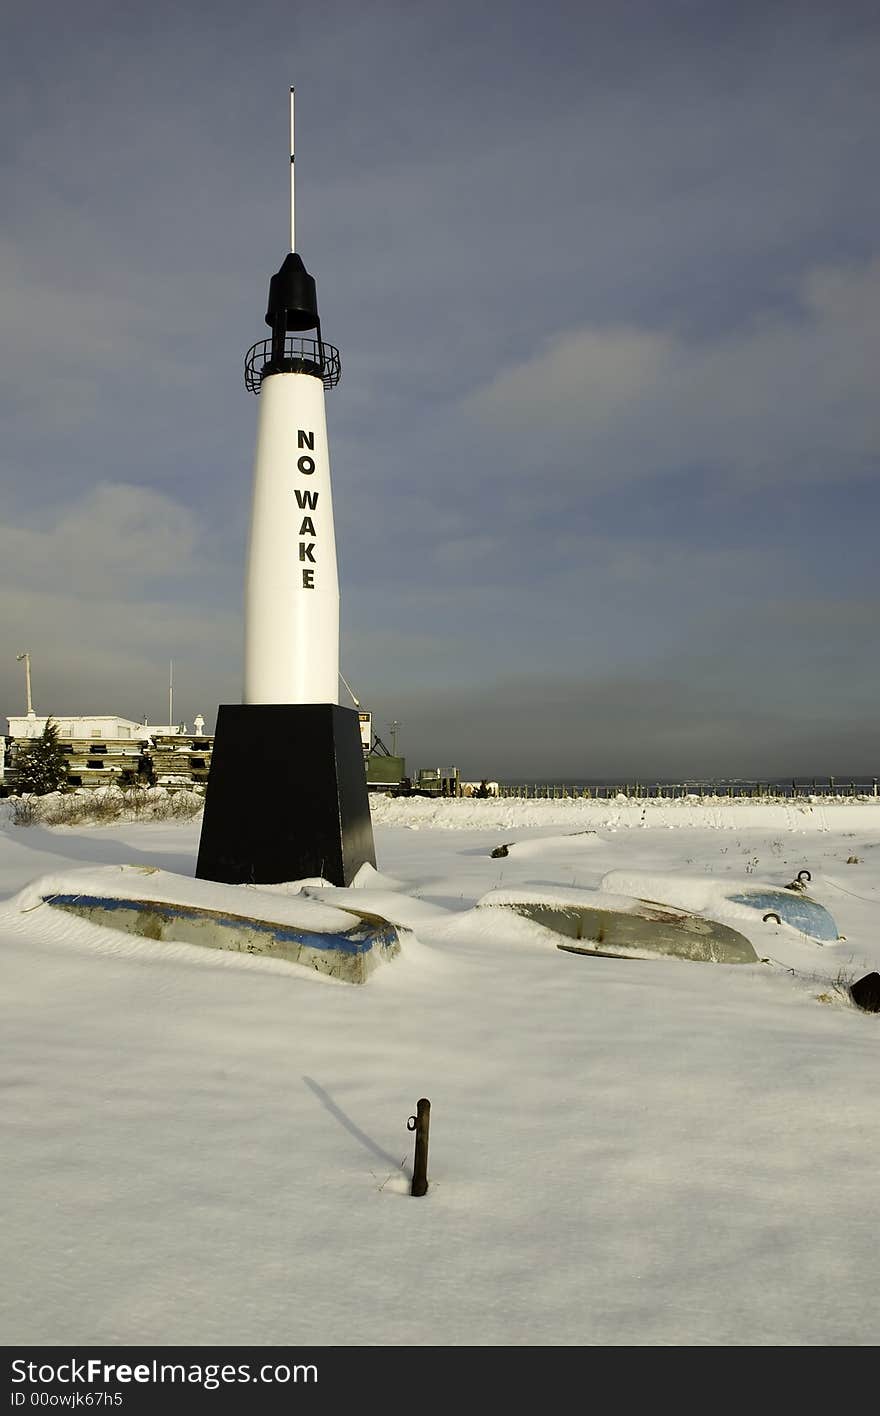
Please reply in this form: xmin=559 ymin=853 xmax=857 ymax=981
xmin=2 ymin=795 xmax=879 ymax=1346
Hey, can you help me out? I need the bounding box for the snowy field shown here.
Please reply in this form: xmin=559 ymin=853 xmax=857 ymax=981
xmin=2 ymin=793 xmax=879 ymax=1347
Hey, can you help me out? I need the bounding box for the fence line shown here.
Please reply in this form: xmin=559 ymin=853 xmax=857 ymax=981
xmin=494 ymin=780 xmax=879 ymax=800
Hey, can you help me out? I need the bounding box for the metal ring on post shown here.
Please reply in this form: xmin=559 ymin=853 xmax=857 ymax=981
xmin=408 ymin=1098 xmax=430 ymax=1197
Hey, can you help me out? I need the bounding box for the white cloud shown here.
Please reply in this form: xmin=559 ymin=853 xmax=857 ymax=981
xmin=465 ymin=257 xmax=880 ymax=486
xmin=468 ymin=327 xmax=673 ymax=430
xmin=0 ymin=484 xmax=240 ymax=724
xmin=0 ymin=483 xmax=201 ymax=596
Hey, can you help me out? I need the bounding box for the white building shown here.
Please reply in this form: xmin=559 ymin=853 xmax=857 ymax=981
xmin=6 ymin=715 xmax=188 ymax=741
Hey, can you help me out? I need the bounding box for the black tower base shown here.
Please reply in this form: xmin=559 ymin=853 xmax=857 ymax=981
xmin=195 ymin=704 xmax=376 ymax=887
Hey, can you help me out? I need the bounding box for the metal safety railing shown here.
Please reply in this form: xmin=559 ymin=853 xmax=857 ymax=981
xmin=244 ymin=336 xmax=341 ymax=393
xmin=493 ymin=779 xmax=879 ymax=800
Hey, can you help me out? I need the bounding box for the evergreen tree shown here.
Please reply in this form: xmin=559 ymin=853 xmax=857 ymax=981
xmin=15 ymin=719 xmax=69 ymax=795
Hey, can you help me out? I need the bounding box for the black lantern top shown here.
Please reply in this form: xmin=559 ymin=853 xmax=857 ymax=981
xmin=243 ymin=92 xmax=341 ymax=394
xmin=265 ymin=252 xmax=319 ymax=332
xmin=244 ymin=250 xmax=341 ymax=394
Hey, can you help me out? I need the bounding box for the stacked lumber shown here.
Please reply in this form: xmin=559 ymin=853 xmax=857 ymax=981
xmin=7 ymin=737 xmax=150 ymax=790
xmin=5 ymin=734 xmax=214 ymax=793
xmin=147 ymin=735 xmax=213 ymax=790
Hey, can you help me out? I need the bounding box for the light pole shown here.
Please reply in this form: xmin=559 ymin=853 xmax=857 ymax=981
xmin=16 ymin=652 xmax=34 ymax=716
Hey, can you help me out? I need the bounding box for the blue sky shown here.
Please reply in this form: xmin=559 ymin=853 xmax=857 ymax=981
xmin=1 ymin=0 xmax=878 ymax=777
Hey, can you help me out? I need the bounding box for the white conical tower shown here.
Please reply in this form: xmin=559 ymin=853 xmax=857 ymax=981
xmin=243 ymin=88 xmax=341 ymax=704
xmin=196 ymin=89 xmax=375 ymax=888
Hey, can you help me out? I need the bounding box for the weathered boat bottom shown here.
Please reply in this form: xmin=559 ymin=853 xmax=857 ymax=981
xmin=491 ymin=901 xmax=759 ymax=963
xmin=43 ymin=893 xmax=400 ymax=983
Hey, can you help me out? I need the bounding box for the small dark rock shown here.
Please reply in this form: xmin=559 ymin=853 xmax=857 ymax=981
xmin=490 ymin=844 xmax=510 ymax=859
xmin=850 ymin=972 xmax=880 ymax=1013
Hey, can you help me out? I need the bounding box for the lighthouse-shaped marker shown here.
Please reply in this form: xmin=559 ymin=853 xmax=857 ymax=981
xmin=196 ymin=88 xmax=376 ymax=887
xmin=244 ymin=87 xmax=340 ymax=704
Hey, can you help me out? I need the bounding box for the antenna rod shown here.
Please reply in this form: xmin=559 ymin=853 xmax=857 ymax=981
xmin=289 ymin=86 xmax=296 ymax=252
xmin=169 ymin=659 xmax=173 ymax=728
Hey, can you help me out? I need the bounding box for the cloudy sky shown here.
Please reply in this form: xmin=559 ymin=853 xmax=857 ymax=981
xmin=2 ymin=0 xmax=878 ymax=778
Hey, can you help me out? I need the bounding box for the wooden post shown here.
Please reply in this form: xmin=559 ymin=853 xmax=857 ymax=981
xmin=408 ymin=1097 xmax=431 ymax=1197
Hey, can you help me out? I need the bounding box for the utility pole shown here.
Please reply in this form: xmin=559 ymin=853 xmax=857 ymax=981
xmin=16 ymin=652 xmax=34 ymax=715
xmin=169 ymin=660 xmax=173 ymax=728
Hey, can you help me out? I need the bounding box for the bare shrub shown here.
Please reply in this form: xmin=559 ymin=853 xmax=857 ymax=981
xmin=118 ymin=784 xmax=151 ymax=818
xmin=39 ymin=791 xmax=122 ymax=826
xmin=7 ymin=786 xmax=204 ymax=828
xmin=9 ymin=796 xmax=39 ymax=827
xmin=812 ymin=959 xmax=860 ymax=1008
xmin=143 ymin=789 xmax=205 ymax=821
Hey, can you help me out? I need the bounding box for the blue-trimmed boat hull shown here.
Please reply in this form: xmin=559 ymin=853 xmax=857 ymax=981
xmin=725 ymin=891 xmax=839 ymax=942
xmin=43 ymin=893 xmax=401 ymax=983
